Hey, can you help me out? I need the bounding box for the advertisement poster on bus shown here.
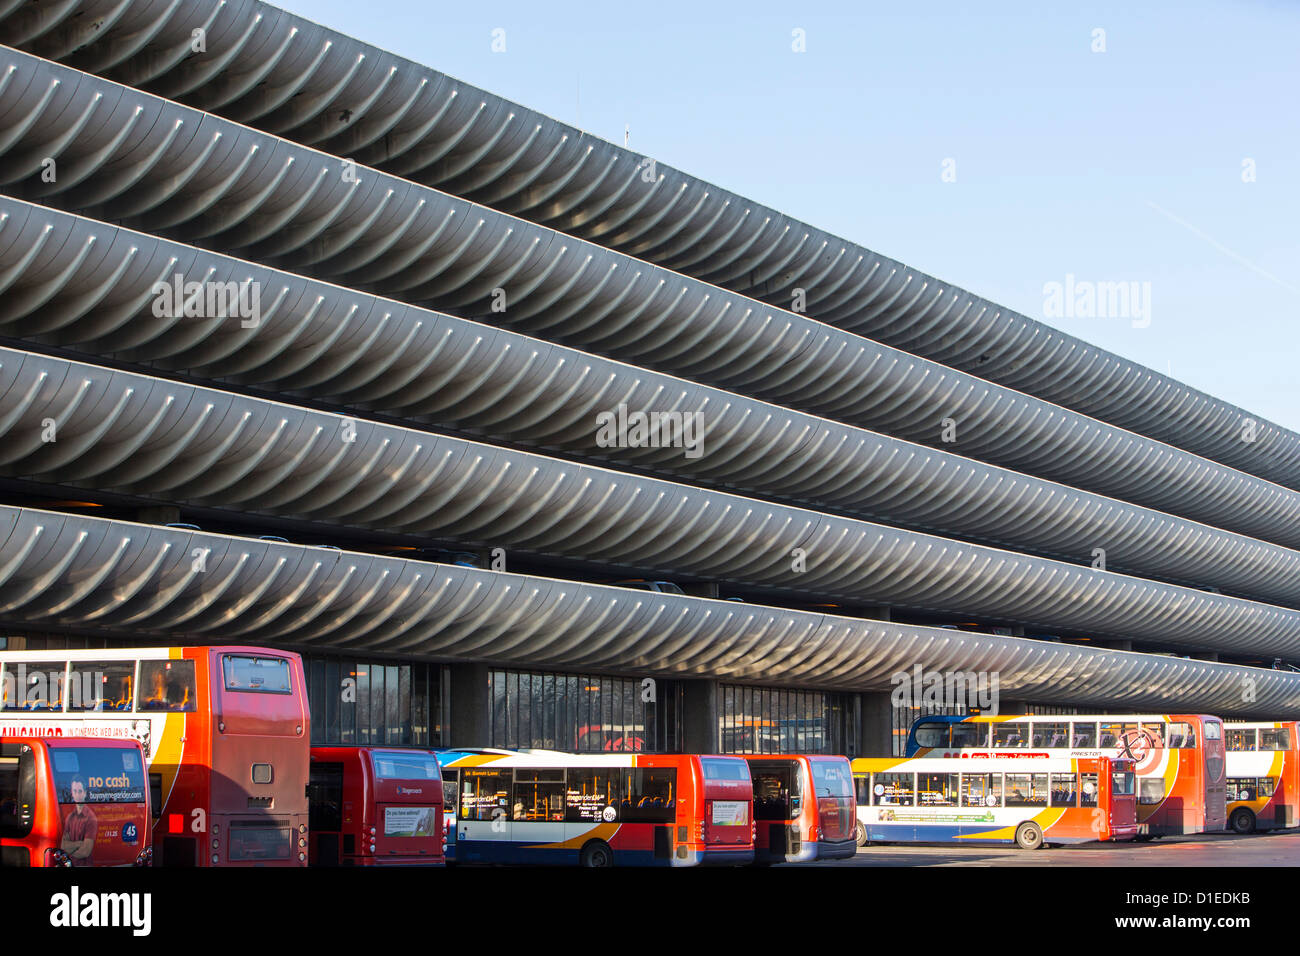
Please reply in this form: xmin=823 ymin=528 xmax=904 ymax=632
xmin=384 ymin=806 xmax=439 ymax=838
xmin=0 ymin=717 xmax=155 ymax=757
xmin=50 ymin=745 xmax=149 ymax=867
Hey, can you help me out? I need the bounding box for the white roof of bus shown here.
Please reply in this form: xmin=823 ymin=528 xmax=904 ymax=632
xmin=853 ymin=756 xmax=1112 ymax=772
xmin=440 ymin=751 xmax=641 ymax=768
xmin=923 ymin=713 xmax=1207 ymax=722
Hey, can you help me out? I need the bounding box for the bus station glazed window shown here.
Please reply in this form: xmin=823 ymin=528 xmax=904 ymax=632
xmin=1081 ymin=773 xmax=1100 ymax=806
xmin=138 ymin=660 xmax=196 ymax=712
xmin=917 ymin=773 xmax=959 ymax=807
xmin=621 ymin=768 xmax=676 ymax=823
xmin=1050 ymin=773 xmax=1077 ymax=806
xmin=67 ymin=661 xmax=136 ymax=712
xmin=223 ymin=655 xmax=292 ymax=695
xmin=1004 ymin=773 xmax=1048 ymax=807
xmin=950 ymin=723 xmax=988 ymax=748
xmin=913 ymin=722 xmax=950 ymax=748
xmin=961 ymin=773 xmax=1001 ymax=808
xmin=0 ymin=661 xmax=65 ymax=711
xmin=566 ymin=769 xmax=619 ymax=823
xmin=993 ymin=722 xmax=1029 ymax=748
xmin=1166 ymin=722 xmax=1196 ymax=748
xmin=1033 ymin=723 xmax=1069 ymax=748
xmin=873 ymin=772 xmax=915 ymax=806
xmin=1070 ymin=722 xmax=1097 ymax=748
xmin=460 ymin=770 xmax=510 ymax=821
xmin=1260 ymin=728 xmax=1291 ymax=751
xmin=512 ymin=769 xmax=565 ymax=821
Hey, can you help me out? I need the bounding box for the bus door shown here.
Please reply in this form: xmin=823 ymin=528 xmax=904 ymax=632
xmin=456 ymin=768 xmax=513 ymax=862
xmin=748 ymin=760 xmax=799 ymax=856
xmin=308 ymin=760 xmax=345 ymax=865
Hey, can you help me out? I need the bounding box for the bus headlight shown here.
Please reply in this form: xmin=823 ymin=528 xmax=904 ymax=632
xmin=135 ymin=846 xmax=153 ymax=867
xmin=46 ymin=848 xmax=73 ymax=868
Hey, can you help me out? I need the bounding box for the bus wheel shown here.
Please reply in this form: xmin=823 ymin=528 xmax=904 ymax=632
xmin=579 ymin=840 xmax=614 ymax=867
xmin=1014 ymin=822 xmax=1044 ymax=850
xmin=854 ymin=821 xmax=868 ymax=848
xmin=1230 ymin=808 xmax=1256 ymax=835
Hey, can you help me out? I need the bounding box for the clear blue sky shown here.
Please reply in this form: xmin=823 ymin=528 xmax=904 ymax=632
xmin=277 ymin=0 xmax=1300 ymax=431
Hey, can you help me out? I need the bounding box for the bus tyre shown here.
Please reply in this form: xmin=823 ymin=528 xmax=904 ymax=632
xmin=579 ymin=840 xmax=614 ymax=868
xmin=854 ymin=821 xmax=868 ymax=847
xmin=1015 ymin=822 xmax=1044 ymax=850
xmin=1230 ymin=808 xmax=1256 ymax=835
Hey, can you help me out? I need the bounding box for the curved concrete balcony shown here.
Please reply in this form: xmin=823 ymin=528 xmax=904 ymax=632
xmin=4 ymin=348 xmax=1300 ymax=657
xmin=0 ymin=504 xmax=1296 ymax=714
xmin=0 ymin=0 xmax=1295 ymax=491
xmin=0 ymin=54 xmax=1298 ymax=554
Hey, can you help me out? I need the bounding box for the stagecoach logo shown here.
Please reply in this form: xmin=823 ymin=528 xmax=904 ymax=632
xmin=1117 ymin=728 xmax=1163 ymax=774
xmin=49 ymin=887 xmax=151 ymax=937
xmin=396 ymin=786 xmax=422 ymax=795
xmin=890 ymin=665 xmax=999 ymax=715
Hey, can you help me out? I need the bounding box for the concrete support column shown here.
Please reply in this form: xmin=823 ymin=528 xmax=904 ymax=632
xmin=680 ymin=679 xmax=719 ymax=753
xmin=856 ymin=691 xmax=893 ymax=758
xmin=448 ymin=662 xmax=491 ymax=748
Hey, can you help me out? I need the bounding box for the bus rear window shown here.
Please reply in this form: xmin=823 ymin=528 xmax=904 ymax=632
xmin=701 ymin=758 xmax=749 ymax=781
xmin=810 ymin=759 xmax=853 ymax=796
xmin=223 ymin=656 xmax=292 ymax=695
xmin=372 ymin=751 xmax=442 ymax=779
xmin=50 ymin=747 xmax=147 ymax=804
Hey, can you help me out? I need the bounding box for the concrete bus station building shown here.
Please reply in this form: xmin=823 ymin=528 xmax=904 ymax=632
xmin=0 ymin=0 xmax=1298 ymax=757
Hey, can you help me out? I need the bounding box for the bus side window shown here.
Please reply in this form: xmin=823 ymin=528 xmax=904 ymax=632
xmin=1080 ymin=773 xmax=1099 ymax=807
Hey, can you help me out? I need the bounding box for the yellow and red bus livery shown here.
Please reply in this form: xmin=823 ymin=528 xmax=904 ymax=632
xmin=0 ymin=646 xmax=310 ymax=866
xmin=906 ymin=713 xmax=1225 ymax=836
xmin=851 ymin=754 xmax=1138 ymax=848
xmin=1224 ymin=721 xmax=1299 ymax=834
xmin=437 ymin=749 xmax=754 ymax=866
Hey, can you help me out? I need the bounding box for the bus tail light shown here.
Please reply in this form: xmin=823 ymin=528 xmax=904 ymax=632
xmin=135 ymin=846 xmax=154 ymax=867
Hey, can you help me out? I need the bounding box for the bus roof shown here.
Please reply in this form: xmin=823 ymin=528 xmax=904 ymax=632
xmin=852 ymin=755 xmax=1127 ymax=773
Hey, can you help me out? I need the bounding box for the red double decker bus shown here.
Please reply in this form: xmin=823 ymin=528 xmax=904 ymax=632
xmin=1 ymin=737 xmax=152 ymax=867
xmin=309 ymin=747 xmax=446 ymax=865
xmin=744 ymin=755 xmax=857 ymax=862
xmin=0 ymin=646 xmax=310 ymax=866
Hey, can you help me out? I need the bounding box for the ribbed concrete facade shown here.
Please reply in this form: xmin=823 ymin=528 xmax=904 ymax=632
xmin=0 ymin=0 xmax=1297 ymax=745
